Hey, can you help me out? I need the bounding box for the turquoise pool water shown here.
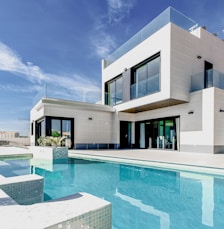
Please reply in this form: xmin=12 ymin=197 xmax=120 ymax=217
xmin=0 ymin=159 xmax=30 ymax=177
xmin=30 ymin=158 xmax=224 ymax=229
xmin=1 ymin=158 xmax=224 ymax=228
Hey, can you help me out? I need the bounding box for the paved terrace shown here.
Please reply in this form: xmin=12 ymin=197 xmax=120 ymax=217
xmin=0 ymin=146 xmax=224 ymax=173
xmin=69 ymin=149 xmax=224 ymax=175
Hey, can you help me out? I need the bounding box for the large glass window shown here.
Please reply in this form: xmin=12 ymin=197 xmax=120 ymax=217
xmin=36 ymin=119 xmax=45 ymax=137
xmin=50 ymin=118 xmax=73 ymax=147
xmin=131 ymin=53 xmax=160 ymax=99
xmin=51 ymin=119 xmax=61 ymax=137
xmin=105 ymin=75 xmax=123 ymax=106
xmin=62 ymin=120 xmax=72 ymax=148
xmin=36 ymin=116 xmax=74 ymax=148
xmin=41 ymin=120 xmax=45 ymax=136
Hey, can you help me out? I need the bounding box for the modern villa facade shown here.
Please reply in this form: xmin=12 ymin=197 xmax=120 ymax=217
xmin=30 ymin=7 xmax=224 ymax=154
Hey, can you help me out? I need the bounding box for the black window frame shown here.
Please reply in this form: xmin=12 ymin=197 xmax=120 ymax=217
xmin=36 ymin=116 xmax=74 ymax=148
xmin=105 ymin=74 xmax=123 ymax=106
xmin=131 ymin=52 xmax=161 ymax=99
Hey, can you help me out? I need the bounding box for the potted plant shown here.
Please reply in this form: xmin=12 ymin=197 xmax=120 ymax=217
xmin=37 ymin=136 xmax=66 ymax=147
xmin=32 ymin=136 xmax=68 ymax=161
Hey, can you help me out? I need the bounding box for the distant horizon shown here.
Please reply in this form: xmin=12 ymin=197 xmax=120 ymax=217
xmin=0 ymin=130 xmax=30 ymax=137
xmin=0 ymin=130 xmax=29 ymax=137
xmin=0 ymin=0 xmax=224 ymax=135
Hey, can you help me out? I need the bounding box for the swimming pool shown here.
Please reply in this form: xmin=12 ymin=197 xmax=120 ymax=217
xmin=0 ymin=159 xmax=30 ymax=177
xmin=28 ymin=158 xmax=224 ymax=229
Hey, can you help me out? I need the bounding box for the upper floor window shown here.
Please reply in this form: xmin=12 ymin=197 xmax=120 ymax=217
xmin=105 ymin=75 xmax=123 ymax=106
xmin=131 ymin=53 xmax=161 ymax=99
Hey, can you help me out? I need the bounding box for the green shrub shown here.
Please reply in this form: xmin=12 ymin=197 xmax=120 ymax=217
xmin=37 ymin=136 xmax=66 ymax=147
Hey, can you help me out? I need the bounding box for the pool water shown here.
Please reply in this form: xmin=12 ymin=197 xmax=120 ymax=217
xmin=29 ymin=158 xmax=224 ymax=229
xmin=0 ymin=159 xmax=30 ymax=177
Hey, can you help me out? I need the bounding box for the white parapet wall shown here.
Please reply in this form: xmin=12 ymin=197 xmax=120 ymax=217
xmin=0 ymin=191 xmax=112 ymax=229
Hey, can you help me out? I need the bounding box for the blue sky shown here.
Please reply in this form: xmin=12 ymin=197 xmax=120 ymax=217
xmin=0 ymin=0 xmax=224 ymax=136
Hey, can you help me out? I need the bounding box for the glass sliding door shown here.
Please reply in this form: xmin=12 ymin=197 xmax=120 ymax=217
xmin=136 ymin=65 xmax=147 ymax=97
xmin=116 ymin=76 xmax=123 ymax=105
xmin=136 ymin=117 xmax=179 ymax=150
xmin=36 ymin=119 xmax=45 ymax=145
xmin=120 ymin=121 xmax=132 ymax=148
xmin=105 ymin=75 xmax=123 ymax=106
xmin=62 ymin=120 xmax=72 ymax=148
xmin=131 ymin=53 xmax=161 ymax=99
xmin=204 ymin=61 xmax=213 ymax=88
xmin=109 ymin=81 xmax=116 ymax=106
xmin=164 ymin=119 xmax=175 ymax=149
xmin=140 ymin=123 xmax=145 ymax=148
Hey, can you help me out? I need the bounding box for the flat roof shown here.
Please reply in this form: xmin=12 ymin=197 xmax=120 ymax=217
xmin=34 ymin=97 xmax=115 ymax=112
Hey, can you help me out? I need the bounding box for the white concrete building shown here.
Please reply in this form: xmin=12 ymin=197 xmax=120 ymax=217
xmin=0 ymin=131 xmax=19 ymax=138
xmin=30 ymin=7 xmax=224 ymax=153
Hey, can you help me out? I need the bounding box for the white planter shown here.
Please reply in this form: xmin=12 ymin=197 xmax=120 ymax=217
xmin=30 ymin=146 xmax=68 ymax=160
xmin=30 ymin=146 xmax=69 ymax=171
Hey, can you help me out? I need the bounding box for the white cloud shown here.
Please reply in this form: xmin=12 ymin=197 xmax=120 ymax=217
xmin=0 ymin=84 xmax=42 ymax=94
xmin=92 ymin=32 xmax=117 ymax=58
xmin=90 ymin=0 xmax=136 ymax=59
xmin=47 ymin=73 xmax=101 ymax=102
xmin=0 ymin=41 xmax=101 ymax=103
xmin=0 ymin=42 xmax=47 ymax=83
xmin=107 ymin=0 xmax=135 ymax=24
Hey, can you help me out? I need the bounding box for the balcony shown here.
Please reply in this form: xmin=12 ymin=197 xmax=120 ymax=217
xmin=191 ymin=70 xmax=224 ymax=92
xmin=104 ymin=7 xmax=198 ymax=67
xmin=131 ymin=74 xmax=160 ymax=99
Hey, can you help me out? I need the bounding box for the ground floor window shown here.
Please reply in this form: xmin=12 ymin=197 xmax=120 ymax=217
xmin=135 ymin=117 xmax=179 ymax=150
xmin=36 ymin=116 xmax=74 ymax=148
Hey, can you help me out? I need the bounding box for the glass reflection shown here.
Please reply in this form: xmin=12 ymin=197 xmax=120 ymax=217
xmin=32 ymin=159 xmax=224 ymax=229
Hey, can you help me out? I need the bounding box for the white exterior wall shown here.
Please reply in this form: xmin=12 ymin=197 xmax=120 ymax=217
xmin=170 ymin=25 xmax=224 ymax=102
xmin=30 ymin=99 xmax=117 ymax=147
xmin=170 ymin=24 xmax=201 ymax=101
xmin=100 ymin=22 xmax=224 ymax=153
xmin=102 ymin=23 xmax=172 ymax=111
xmin=214 ymin=88 xmax=224 ymax=152
xmin=192 ymin=28 xmax=224 ymax=73
xmin=30 ymin=13 xmax=224 ymax=153
xmin=134 ymin=91 xmax=202 ymax=131
xmin=180 ymin=88 xmax=215 ymax=153
xmin=30 ymin=100 xmax=45 ymax=146
xmin=133 ymin=88 xmax=216 ymax=153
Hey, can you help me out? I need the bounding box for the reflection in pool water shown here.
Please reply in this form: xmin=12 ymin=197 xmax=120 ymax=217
xmin=0 ymin=158 xmax=223 ymax=228
xmin=31 ymin=159 xmax=224 ymax=229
